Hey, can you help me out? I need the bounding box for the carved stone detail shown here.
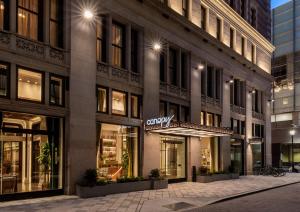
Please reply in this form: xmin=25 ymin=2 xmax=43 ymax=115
xmin=16 ymin=37 xmax=44 ymax=56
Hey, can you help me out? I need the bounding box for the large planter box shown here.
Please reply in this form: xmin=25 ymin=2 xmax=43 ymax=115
xmin=77 ymin=181 xmax=152 ymax=198
xmin=197 ymin=173 xmax=239 ymax=183
xmin=151 ymin=179 xmax=168 ymax=190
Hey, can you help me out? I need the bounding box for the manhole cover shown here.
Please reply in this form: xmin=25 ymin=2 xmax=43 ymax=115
xmin=163 ymin=202 xmax=195 ymax=211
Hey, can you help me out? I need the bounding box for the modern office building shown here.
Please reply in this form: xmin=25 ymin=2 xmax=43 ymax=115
xmin=0 ymin=0 xmax=273 ymax=199
xmin=271 ymin=0 xmax=300 ymax=168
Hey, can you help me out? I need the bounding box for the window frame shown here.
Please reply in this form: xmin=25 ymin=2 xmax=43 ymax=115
xmin=0 ymin=61 xmax=10 ymax=98
xmin=0 ymin=0 xmax=10 ymax=31
xmin=96 ymin=16 xmax=107 ymax=63
xmin=96 ymin=85 xmax=109 ymax=114
xmin=49 ymin=0 xmax=63 ymax=48
xmin=111 ymin=89 xmax=128 ymax=116
xmin=49 ymin=73 xmax=65 ymax=107
xmin=17 ymin=0 xmax=43 ymax=41
xmin=112 ymin=21 xmax=126 ymax=69
xmin=16 ymin=66 xmax=45 ymax=104
xmin=131 ymin=94 xmax=141 ymax=119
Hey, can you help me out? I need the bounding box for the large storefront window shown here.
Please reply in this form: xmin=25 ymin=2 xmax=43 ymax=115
xmin=252 ymin=143 xmax=262 ymax=169
xmin=281 ymin=144 xmax=300 ymax=167
xmin=17 ymin=68 xmax=43 ymax=102
xmin=160 ymin=136 xmax=186 ymax=180
xmin=200 ymin=137 xmax=219 ymax=173
xmin=0 ymin=63 xmax=9 ymax=97
xmin=0 ymin=111 xmax=63 ymax=195
xmin=96 ymin=123 xmax=138 ymax=180
xmin=50 ymin=75 xmax=64 ymax=106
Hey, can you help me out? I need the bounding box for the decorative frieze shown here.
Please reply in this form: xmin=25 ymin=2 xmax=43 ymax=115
xmin=49 ymin=47 xmax=65 ymax=63
xmin=112 ymin=67 xmax=129 ymax=80
xmin=0 ymin=31 xmax=10 ymax=45
xmin=16 ymin=37 xmax=45 ymax=57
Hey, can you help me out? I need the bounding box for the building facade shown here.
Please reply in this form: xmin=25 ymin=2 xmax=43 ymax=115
xmin=0 ymin=0 xmax=273 ymax=199
xmin=271 ymin=0 xmax=300 ymax=168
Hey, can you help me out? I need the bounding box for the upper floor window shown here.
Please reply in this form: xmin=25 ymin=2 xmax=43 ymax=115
xmin=250 ymin=8 xmax=257 ymax=28
xmin=252 ymin=89 xmax=263 ymax=114
xmin=251 ymin=44 xmax=256 ymax=63
xmin=131 ymin=94 xmax=141 ymax=118
xmin=131 ymin=29 xmax=138 ymax=73
xmin=50 ymin=75 xmax=64 ymax=106
xmin=50 ymin=0 xmax=63 ymax=48
xmin=160 ymin=52 xmax=166 ymax=82
xmin=229 ymin=0 xmax=235 ymax=8
xmin=169 ymin=48 xmax=178 ymax=86
xmin=206 ymin=112 xmax=214 ymax=126
xmin=169 ymin=103 xmax=179 ymax=121
xmin=159 ymin=101 xmax=167 ymax=117
xmin=207 ymin=66 xmax=213 ymax=98
xmin=112 ymin=22 xmax=125 ymax=68
xmin=181 ymin=52 xmax=188 ymax=89
xmin=216 ymin=18 xmax=222 ymax=41
xmin=230 ymin=79 xmax=245 ymax=108
xmin=97 ymin=17 xmax=106 ymax=63
xmin=17 ymin=0 xmax=43 ymax=41
xmin=241 ymin=37 xmax=245 ymax=56
xmin=180 ymin=106 xmax=189 ymax=122
xmin=112 ymin=90 xmax=127 ymax=116
xmin=240 ymin=0 xmax=245 ymax=17
xmin=97 ymin=86 xmax=108 ymax=113
xmin=17 ymin=68 xmax=43 ymax=102
xmin=0 ymin=0 xmax=9 ymax=31
xmin=182 ymin=0 xmax=187 ymax=17
xmin=230 ymin=28 xmax=234 ymax=49
xmin=201 ymin=6 xmax=206 ymax=31
xmin=0 ymin=63 xmax=9 ymax=97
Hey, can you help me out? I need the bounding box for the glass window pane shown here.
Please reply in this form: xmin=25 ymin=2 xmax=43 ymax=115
xmin=0 ymin=1 xmax=4 ymax=30
xmin=97 ymin=87 xmax=107 ymax=113
xmin=206 ymin=113 xmax=213 ymax=126
xmin=50 ymin=21 xmax=58 ymax=47
xmin=50 ymin=76 xmax=63 ymax=105
xmin=131 ymin=95 xmax=139 ymax=118
xmin=18 ymin=8 xmax=38 ymax=40
xmin=96 ymin=123 xmax=139 ymax=180
xmin=112 ymin=91 xmax=127 ymax=116
xmin=169 ymin=104 xmax=179 ymax=121
xmin=0 ymin=64 xmax=8 ymax=97
xmin=18 ymin=68 xmax=42 ymax=102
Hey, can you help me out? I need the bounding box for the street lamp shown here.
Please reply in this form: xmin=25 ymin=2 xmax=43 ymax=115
xmin=289 ymin=129 xmax=296 ymax=172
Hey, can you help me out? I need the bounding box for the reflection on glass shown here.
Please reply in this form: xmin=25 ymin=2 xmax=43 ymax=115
xmin=112 ymin=23 xmax=124 ymax=68
xmin=18 ymin=68 xmax=42 ymax=102
xmin=97 ymin=87 xmax=107 ymax=113
xmin=160 ymin=136 xmax=186 ymax=179
xmin=206 ymin=113 xmax=213 ymax=126
xmin=231 ymin=139 xmax=244 ymax=175
xmin=252 ymin=143 xmax=262 ymax=169
xmin=17 ymin=0 xmax=39 ymax=40
xmin=50 ymin=76 xmax=63 ymax=105
xmin=200 ymin=137 xmax=219 ymax=173
xmin=96 ymin=123 xmax=138 ymax=180
xmin=112 ymin=91 xmax=127 ymax=116
xmin=0 ymin=111 xmax=63 ymax=195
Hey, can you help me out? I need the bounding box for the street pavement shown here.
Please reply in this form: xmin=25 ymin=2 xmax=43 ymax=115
xmin=191 ymin=183 xmax=300 ymax=212
xmin=0 ymin=173 xmax=300 ymax=212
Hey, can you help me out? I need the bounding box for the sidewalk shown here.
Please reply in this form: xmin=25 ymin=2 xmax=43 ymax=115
xmin=1 ymin=173 xmax=300 ymax=212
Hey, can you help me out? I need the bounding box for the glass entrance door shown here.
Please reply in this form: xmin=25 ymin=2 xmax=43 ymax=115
xmin=230 ymin=139 xmax=244 ymax=175
xmin=160 ymin=136 xmax=186 ymax=180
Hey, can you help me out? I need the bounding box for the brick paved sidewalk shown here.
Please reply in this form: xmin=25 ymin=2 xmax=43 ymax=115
xmin=1 ymin=173 xmax=300 ymax=212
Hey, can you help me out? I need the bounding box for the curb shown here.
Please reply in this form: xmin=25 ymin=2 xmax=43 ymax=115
xmin=207 ymin=181 xmax=300 ymax=205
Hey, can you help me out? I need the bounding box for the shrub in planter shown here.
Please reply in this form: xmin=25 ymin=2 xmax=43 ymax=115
xmin=149 ymin=169 xmax=168 ymax=190
xmin=78 ymin=169 xmax=98 ymax=187
xmin=198 ymin=166 xmax=209 ymax=176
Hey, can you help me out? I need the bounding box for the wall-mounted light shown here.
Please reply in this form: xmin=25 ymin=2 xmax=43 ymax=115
xmin=83 ymin=9 xmax=94 ymax=20
xmin=153 ymin=42 xmax=162 ymax=52
xmin=226 ymin=76 xmax=234 ymax=84
xmin=196 ymin=64 xmax=204 ymax=71
xmin=249 ymin=88 xmax=256 ymax=94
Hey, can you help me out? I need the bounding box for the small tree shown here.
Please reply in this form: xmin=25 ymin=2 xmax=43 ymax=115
xmin=37 ymin=142 xmax=51 ymax=189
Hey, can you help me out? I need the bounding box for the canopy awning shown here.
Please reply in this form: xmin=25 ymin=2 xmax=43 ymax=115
xmin=145 ymin=122 xmax=233 ymax=137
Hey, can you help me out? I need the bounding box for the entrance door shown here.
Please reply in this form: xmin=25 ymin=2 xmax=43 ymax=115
xmin=230 ymin=139 xmax=244 ymax=175
xmin=160 ymin=136 xmax=186 ymax=180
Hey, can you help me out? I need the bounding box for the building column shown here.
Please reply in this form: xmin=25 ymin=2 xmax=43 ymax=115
xmin=187 ymin=0 xmax=192 ymax=21
xmin=245 ymin=83 xmax=253 ymax=174
xmin=143 ymin=31 xmax=160 ymax=178
xmin=44 ymin=0 xmax=50 ymax=44
xmin=188 ymin=55 xmax=202 ymax=180
xmin=220 ymin=73 xmax=231 ymax=171
xmin=9 ymin=0 xmax=16 ymax=33
xmin=265 ymin=89 xmax=272 ymax=166
xmin=66 ymin=0 xmax=97 ymax=194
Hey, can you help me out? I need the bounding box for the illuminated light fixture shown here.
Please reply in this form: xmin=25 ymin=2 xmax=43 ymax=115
xmin=27 ymin=80 xmax=30 ymax=83
xmin=290 ymin=129 xmax=296 ymax=136
xmin=83 ymin=9 xmax=94 ymax=20
xmin=274 ymin=86 xmax=281 ymax=93
xmin=18 ymin=13 xmax=25 ymax=18
xmin=226 ymin=76 xmax=234 ymax=84
xmin=153 ymin=42 xmax=162 ymax=51
xmin=34 ymin=82 xmax=38 ymax=85
xmin=0 ymin=4 xmax=4 ymax=10
xmin=249 ymin=88 xmax=256 ymax=94
xmin=19 ymin=78 xmax=22 ymax=81
xmin=197 ymin=64 xmax=205 ymax=71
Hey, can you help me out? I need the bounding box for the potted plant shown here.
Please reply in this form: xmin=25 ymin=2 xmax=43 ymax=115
xmin=149 ymin=169 xmax=168 ymax=190
xmin=37 ymin=142 xmax=51 ymax=190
